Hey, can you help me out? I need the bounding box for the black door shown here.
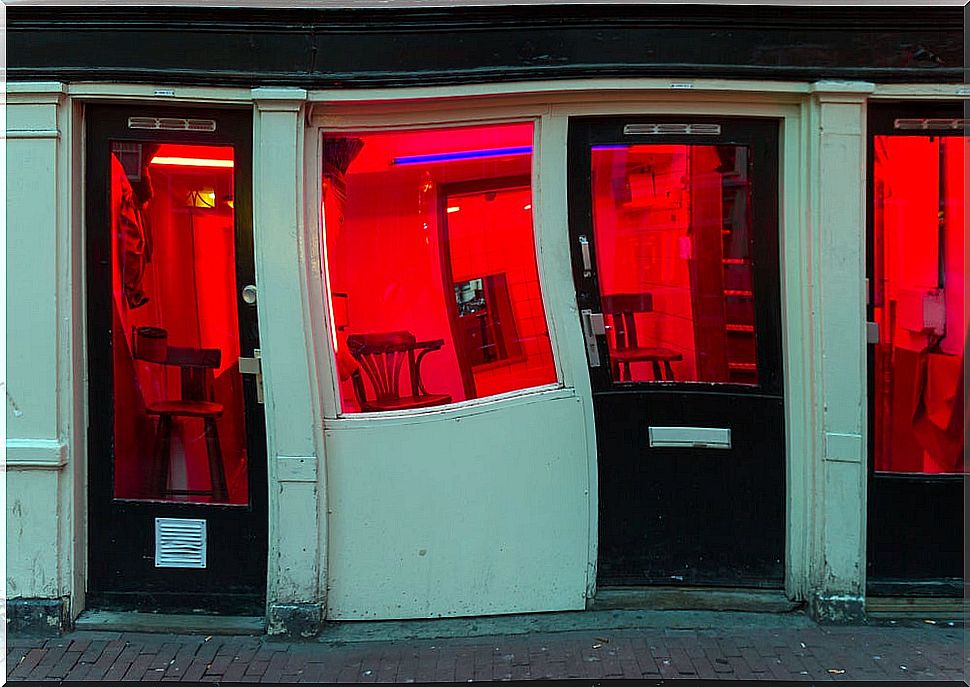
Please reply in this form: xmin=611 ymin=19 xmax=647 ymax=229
xmin=568 ymin=117 xmax=785 ymax=587
xmin=866 ymin=102 xmax=966 ymax=596
xmin=86 ymin=105 xmax=267 ymax=613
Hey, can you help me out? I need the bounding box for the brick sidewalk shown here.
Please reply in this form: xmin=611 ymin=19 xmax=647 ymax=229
xmin=6 ymin=620 xmax=967 ymax=682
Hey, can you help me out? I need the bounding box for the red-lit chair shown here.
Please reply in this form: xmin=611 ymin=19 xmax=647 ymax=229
xmin=347 ymin=331 xmax=452 ymax=412
xmin=602 ymin=293 xmax=683 ymax=382
xmin=132 ymin=327 xmax=228 ymax=501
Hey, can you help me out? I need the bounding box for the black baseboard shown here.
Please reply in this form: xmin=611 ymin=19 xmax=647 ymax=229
xmin=86 ymin=590 xmax=264 ymax=616
xmin=7 ymin=596 xmax=73 ymax=636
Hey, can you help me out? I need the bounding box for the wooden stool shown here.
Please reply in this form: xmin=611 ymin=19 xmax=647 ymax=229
xmin=147 ymin=400 xmax=227 ymax=501
xmin=611 ymin=347 xmax=684 ymax=382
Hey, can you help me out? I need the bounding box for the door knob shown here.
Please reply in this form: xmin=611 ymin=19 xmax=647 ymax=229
xmin=241 ymin=284 xmax=257 ymax=305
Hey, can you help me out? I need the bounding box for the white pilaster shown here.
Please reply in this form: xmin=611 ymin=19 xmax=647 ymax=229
xmin=808 ymin=81 xmax=874 ymax=620
xmin=5 ymin=82 xmax=76 ymax=617
xmin=251 ymin=88 xmax=325 ymax=631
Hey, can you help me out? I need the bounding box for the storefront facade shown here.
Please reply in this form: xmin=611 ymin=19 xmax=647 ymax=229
xmin=6 ymin=4 xmax=965 ymax=635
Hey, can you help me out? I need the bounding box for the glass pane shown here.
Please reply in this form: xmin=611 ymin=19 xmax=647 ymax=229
xmin=872 ymin=134 xmax=967 ymax=474
xmin=590 ymin=144 xmax=758 ymax=385
xmin=111 ymin=141 xmax=249 ymax=504
xmin=321 ymin=123 xmax=557 ymax=413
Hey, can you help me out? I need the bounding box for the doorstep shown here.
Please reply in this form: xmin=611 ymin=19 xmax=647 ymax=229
xmin=590 ymin=586 xmax=800 ymax=614
xmin=73 ymin=609 xmax=266 ymax=635
xmin=865 ymin=596 xmax=967 ymax=626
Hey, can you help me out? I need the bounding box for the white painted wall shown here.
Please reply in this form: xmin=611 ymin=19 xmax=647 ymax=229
xmin=325 ymin=391 xmax=591 ymax=619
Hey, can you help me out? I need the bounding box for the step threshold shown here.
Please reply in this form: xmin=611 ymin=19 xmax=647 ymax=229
xmin=74 ymin=610 xmax=266 ymax=635
xmin=590 ymin=586 xmax=800 ymax=614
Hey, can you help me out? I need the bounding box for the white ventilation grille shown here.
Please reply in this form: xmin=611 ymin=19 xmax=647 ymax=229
xmin=128 ymin=117 xmax=217 ymax=132
xmin=623 ymin=123 xmax=722 ymax=136
xmin=155 ymin=518 xmax=207 ymax=569
xmin=894 ymin=118 xmax=968 ymax=131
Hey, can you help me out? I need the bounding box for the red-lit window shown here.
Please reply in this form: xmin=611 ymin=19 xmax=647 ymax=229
xmin=590 ymin=144 xmax=759 ymax=385
xmin=872 ymin=135 xmax=966 ymax=474
xmin=322 ymin=123 xmax=557 ymax=413
xmin=111 ymin=142 xmax=249 ymax=504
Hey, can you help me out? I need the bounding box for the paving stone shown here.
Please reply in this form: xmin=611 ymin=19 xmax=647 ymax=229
xmin=77 ymin=639 xmax=110 ymax=665
xmin=44 ymin=650 xmax=82 ymax=680
xmin=6 ymin=646 xmax=33 ymax=670
xmin=668 ymin=647 xmax=697 ymax=675
xmin=27 ymin=646 xmax=69 ymax=680
xmin=687 ymin=653 xmax=720 ymax=679
xmin=8 ymin=649 xmax=48 ymax=680
xmin=739 ymin=646 xmax=770 ymax=672
xmin=141 ymin=665 xmax=168 ymax=681
xmin=63 ymin=659 xmax=94 ymax=681
xmin=121 ymin=653 xmax=157 ymax=681
xmin=101 ymin=644 xmax=141 ymax=681
xmin=183 ymin=656 xmax=215 ymax=682
xmin=81 ymin=642 xmax=126 ymax=681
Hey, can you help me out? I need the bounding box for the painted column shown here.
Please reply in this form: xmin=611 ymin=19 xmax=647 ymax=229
xmin=252 ymin=88 xmax=325 ymax=636
xmin=5 ymin=82 xmax=77 ymax=633
xmin=808 ymin=81 xmax=875 ymax=622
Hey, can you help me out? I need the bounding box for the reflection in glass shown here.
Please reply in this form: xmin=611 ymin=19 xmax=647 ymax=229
xmin=590 ymin=144 xmax=758 ymax=385
xmin=872 ymin=135 xmax=966 ymax=474
xmin=111 ymin=142 xmax=249 ymax=504
xmin=321 ymin=123 xmax=557 ymax=413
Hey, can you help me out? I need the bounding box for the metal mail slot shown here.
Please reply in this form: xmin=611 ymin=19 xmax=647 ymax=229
xmin=648 ymin=426 xmax=732 ymax=449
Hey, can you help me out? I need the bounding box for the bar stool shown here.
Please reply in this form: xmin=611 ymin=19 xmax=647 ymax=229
xmin=147 ymin=399 xmax=227 ymax=501
xmin=133 ymin=327 xmax=228 ymax=501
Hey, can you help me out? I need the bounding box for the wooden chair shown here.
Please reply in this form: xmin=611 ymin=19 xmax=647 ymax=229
xmin=132 ymin=327 xmax=228 ymax=501
xmin=346 ymin=331 xmax=452 ymax=412
xmin=601 ymin=293 xmax=683 ymax=382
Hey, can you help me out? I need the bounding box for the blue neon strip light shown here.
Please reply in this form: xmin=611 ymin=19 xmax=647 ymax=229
xmin=393 ymin=146 xmax=532 ymax=165
xmin=590 ymin=145 xmax=630 ymax=151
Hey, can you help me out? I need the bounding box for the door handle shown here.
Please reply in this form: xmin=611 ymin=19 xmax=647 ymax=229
xmin=578 ymin=235 xmax=593 ymax=277
xmin=581 ymin=309 xmax=604 ymax=367
xmin=239 ymin=348 xmax=264 ymax=404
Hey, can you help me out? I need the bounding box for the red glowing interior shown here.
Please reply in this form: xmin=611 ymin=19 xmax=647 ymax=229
xmin=111 ymin=142 xmax=249 ymax=503
xmin=872 ymin=135 xmax=966 ymax=474
xmin=322 ymin=123 xmax=557 ymax=412
xmin=590 ymin=144 xmax=758 ymax=384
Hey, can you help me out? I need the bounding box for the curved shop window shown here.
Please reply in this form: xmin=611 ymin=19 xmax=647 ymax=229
xmin=321 ymin=122 xmax=557 ymax=414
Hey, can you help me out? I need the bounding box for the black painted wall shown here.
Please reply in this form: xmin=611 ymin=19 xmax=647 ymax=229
xmin=7 ymin=5 xmax=964 ymax=87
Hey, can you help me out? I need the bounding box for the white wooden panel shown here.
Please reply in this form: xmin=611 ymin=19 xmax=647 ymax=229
xmin=7 ymin=136 xmax=60 ymax=440
xmin=823 ymin=460 xmax=864 ymax=593
xmin=326 ymin=393 xmax=590 ymax=619
xmin=6 ymin=471 xmax=61 ymax=598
